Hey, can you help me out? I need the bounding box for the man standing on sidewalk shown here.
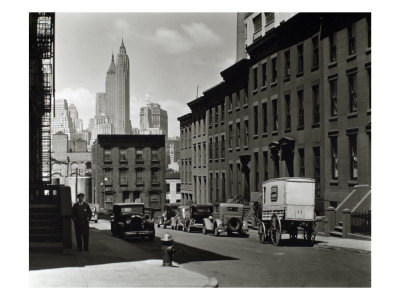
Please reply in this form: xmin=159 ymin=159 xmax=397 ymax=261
xmin=72 ymin=193 xmax=92 ymax=251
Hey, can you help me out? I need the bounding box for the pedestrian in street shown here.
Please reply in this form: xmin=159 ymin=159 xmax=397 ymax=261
xmin=72 ymin=193 xmax=92 ymax=251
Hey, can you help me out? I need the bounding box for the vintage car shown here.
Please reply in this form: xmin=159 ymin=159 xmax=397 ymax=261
xmin=158 ymin=203 xmax=180 ymax=228
xmin=174 ymin=205 xmax=190 ymax=230
xmin=186 ymin=204 xmax=213 ymax=232
xmin=110 ymin=203 xmax=155 ymax=240
xmin=203 ymin=203 xmax=249 ymax=237
xmin=89 ymin=203 xmax=99 ymax=223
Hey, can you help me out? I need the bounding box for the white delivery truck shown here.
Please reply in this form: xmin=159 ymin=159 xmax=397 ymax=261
xmin=258 ymin=177 xmax=316 ymax=246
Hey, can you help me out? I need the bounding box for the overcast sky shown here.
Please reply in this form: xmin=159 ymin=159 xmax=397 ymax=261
xmin=55 ymin=13 xmax=237 ymax=137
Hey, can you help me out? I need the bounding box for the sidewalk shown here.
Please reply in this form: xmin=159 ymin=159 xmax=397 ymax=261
xmin=314 ymin=234 xmax=371 ymax=253
xmin=29 ymin=224 xmax=218 ymax=288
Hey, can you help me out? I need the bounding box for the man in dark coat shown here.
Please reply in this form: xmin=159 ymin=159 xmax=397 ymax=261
xmin=72 ymin=193 xmax=92 ymax=251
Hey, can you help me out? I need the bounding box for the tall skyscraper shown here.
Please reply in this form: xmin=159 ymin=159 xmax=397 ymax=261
xmin=105 ymin=53 xmax=117 ymax=130
xmin=140 ymin=103 xmax=168 ymax=137
xmin=115 ymin=40 xmax=132 ymax=134
xmin=68 ymin=103 xmax=83 ymax=132
xmin=51 ymin=99 xmax=74 ymax=138
xmin=96 ymin=92 xmax=107 ymax=116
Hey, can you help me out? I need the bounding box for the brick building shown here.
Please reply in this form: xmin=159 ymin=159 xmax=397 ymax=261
xmin=177 ymin=113 xmax=193 ymax=205
xmin=165 ymin=172 xmax=181 ymax=204
xmin=92 ymin=134 xmax=166 ymax=210
xmin=178 ymin=13 xmax=371 ymax=214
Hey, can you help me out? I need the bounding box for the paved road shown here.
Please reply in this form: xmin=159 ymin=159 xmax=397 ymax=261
xmin=90 ymin=220 xmax=370 ymax=287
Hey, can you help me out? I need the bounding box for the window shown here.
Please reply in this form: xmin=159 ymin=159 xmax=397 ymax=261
xmin=330 ymin=80 xmax=338 ymax=116
xmin=189 ymin=159 xmax=192 ymax=183
xmin=222 ymin=173 xmax=226 ymax=201
xmin=203 ymin=143 xmax=206 ymax=164
xmin=193 ymin=145 xmax=197 ymax=167
xmin=236 ymin=91 xmax=240 ymax=108
xmin=272 ymin=57 xmax=277 ymax=83
xmin=215 ymin=137 xmax=219 ymax=158
xmin=216 ymin=173 xmax=219 ymax=202
xmin=262 ymin=102 xmax=267 ymax=133
xmin=221 ymin=103 xmax=225 ymax=121
xmin=255 ymin=152 xmax=259 ymax=191
xmin=348 ymin=74 xmax=357 ymax=112
xmin=272 ymin=99 xmax=278 ymax=131
xmin=254 ymin=105 xmax=258 ymax=135
xmin=136 ymin=148 xmax=143 ymax=161
xmin=151 ymin=148 xmax=159 ymax=161
xmin=228 ymin=94 xmax=233 ymax=111
xmin=119 ymin=148 xmax=127 ymax=162
xmin=348 ymin=23 xmax=356 ymax=55
xmin=136 ymin=169 xmax=143 ymax=185
xmin=253 ymin=67 xmax=258 ymax=91
xmin=244 ymin=88 xmax=248 ymax=105
xmin=104 ymin=148 xmax=111 ymax=162
xmin=329 ymin=33 xmax=337 ymax=62
xmin=210 ymin=173 xmax=213 ymax=202
xmin=312 ymin=36 xmax=319 ymax=67
xmin=285 ymin=94 xmax=291 ymax=130
xmin=349 ymin=135 xmax=358 ymax=180
xmin=229 ymin=164 xmax=233 ymax=196
xmin=299 ymin=148 xmax=305 ymax=177
xmin=313 ymin=147 xmax=320 ymax=198
xmin=215 ymin=106 xmax=219 ymax=124
xmin=221 ymin=135 xmax=225 ymax=159
xmin=229 ymin=124 xmax=233 ymax=148
xmin=263 ymin=151 xmax=269 ymax=180
xmin=177 ymin=183 xmax=181 ymax=193
xmin=265 ymin=13 xmax=274 ymax=25
xmin=297 ymin=44 xmax=304 ymax=73
xmin=151 ymin=169 xmax=159 ymax=184
xmin=284 ymin=50 xmax=290 ymax=77
xmin=208 ymin=109 xmax=212 ymax=127
xmin=209 ymin=138 xmax=213 ymax=160
xmin=312 ymin=85 xmax=320 ymax=124
xmin=331 ymin=137 xmax=339 ymax=180
xmin=298 ymin=90 xmax=304 ymax=128
xmin=244 ymin=120 xmax=249 ymax=146
xmin=166 ymin=183 xmax=170 ymax=193
xmin=236 ymin=122 xmax=241 ymax=147
xmin=104 ymin=169 xmax=112 ymax=185
xmin=119 ymin=169 xmax=128 ymax=185
xmin=253 ymin=14 xmax=262 ymax=33
xmin=262 ymin=62 xmax=267 ymax=86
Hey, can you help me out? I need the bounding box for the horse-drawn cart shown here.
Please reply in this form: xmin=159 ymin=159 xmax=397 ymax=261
xmin=258 ymin=177 xmax=316 ymax=246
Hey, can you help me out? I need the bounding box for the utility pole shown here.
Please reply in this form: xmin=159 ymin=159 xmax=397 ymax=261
xmin=75 ymin=167 xmax=78 ymax=201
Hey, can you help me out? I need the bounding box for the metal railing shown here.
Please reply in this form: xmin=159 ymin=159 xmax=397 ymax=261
xmin=351 ymin=210 xmax=371 ymax=236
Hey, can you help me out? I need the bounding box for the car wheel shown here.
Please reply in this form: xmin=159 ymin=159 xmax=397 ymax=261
xmin=95 ymin=220 xmax=98 ymax=223
xmin=202 ymin=226 xmax=207 ymax=235
xmin=214 ymin=227 xmax=220 ymax=236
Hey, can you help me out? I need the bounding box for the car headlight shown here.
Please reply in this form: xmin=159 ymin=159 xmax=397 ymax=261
xmin=126 ymin=218 xmax=131 ymax=224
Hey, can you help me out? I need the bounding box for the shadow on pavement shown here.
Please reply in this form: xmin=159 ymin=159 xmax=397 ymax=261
xmin=29 ymin=227 xmax=237 ymax=271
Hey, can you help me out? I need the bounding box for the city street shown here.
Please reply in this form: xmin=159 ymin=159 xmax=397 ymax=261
xmin=90 ymin=220 xmax=370 ymax=287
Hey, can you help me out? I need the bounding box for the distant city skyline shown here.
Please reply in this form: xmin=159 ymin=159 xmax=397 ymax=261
xmin=55 ymin=13 xmax=237 ymax=137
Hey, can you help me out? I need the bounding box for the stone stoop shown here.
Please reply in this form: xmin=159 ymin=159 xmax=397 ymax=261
xmin=330 ymin=221 xmax=343 ymax=238
xmin=29 ymin=202 xmax=63 ymax=252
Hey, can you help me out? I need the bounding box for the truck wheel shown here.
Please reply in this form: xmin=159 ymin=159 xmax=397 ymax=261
xmin=259 ymin=223 xmax=266 ymax=244
xmin=202 ymin=226 xmax=207 ymax=235
xmin=214 ymin=226 xmax=220 ymax=236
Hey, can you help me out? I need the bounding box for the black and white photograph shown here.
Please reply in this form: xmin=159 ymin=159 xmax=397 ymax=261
xmin=4 ymin=0 xmax=398 ymax=294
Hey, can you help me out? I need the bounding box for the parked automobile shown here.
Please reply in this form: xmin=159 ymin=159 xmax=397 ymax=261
xmin=110 ymin=203 xmax=155 ymax=240
xmin=175 ymin=205 xmax=190 ymax=230
xmin=203 ymin=203 xmax=249 ymax=237
xmin=186 ymin=204 xmax=213 ymax=232
xmin=89 ymin=203 xmax=99 ymax=223
xmin=158 ymin=203 xmax=180 ymax=228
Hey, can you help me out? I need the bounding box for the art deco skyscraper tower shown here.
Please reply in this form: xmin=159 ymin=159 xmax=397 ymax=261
xmin=105 ymin=53 xmax=117 ymax=132
xmin=115 ymin=39 xmax=132 ymax=134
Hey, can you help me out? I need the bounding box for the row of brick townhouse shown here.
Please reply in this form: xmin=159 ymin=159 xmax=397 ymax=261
xmin=178 ymin=13 xmax=371 ymax=214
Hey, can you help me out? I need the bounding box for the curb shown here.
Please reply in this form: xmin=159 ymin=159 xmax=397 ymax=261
xmin=314 ymin=244 xmax=371 ymax=254
xmin=203 ymin=277 xmax=219 ymax=288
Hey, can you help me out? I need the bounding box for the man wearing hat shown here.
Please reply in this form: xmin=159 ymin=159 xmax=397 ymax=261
xmin=72 ymin=193 xmax=92 ymax=251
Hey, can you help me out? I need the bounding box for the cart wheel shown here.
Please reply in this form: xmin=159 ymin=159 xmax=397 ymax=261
xmin=304 ymin=221 xmax=316 ymax=246
xmin=258 ymin=223 xmax=266 ymax=244
xmin=270 ymin=215 xmax=281 ymax=246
